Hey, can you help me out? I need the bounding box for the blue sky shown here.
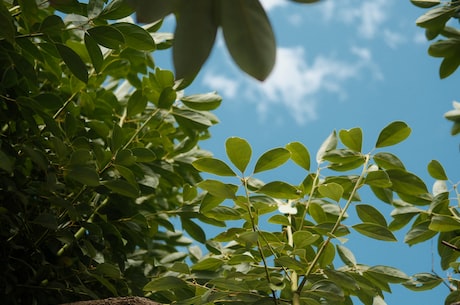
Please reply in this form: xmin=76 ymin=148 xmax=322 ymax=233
xmin=155 ymin=1 xmax=459 ymax=303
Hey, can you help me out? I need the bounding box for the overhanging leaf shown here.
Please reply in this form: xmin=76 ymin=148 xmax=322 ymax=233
xmin=181 ymin=92 xmax=222 ymax=111
xmin=375 ymin=121 xmax=411 ymax=148
xmin=220 ymin=0 xmax=276 ymax=81
xmin=316 ymin=130 xmax=337 ymax=163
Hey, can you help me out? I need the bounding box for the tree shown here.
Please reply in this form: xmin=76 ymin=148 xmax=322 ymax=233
xmin=1 ymin=0 xmax=459 ymax=305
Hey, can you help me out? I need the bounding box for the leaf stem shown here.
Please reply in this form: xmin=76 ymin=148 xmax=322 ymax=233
xmin=296 ymin=154 xmax=370 ymax=294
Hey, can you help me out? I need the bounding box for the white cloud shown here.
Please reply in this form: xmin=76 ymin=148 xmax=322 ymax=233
xmin=202 ymin=46 xmax=381 ymax=125
xmin=260 ymin=0 xmax=287 ymax=11
xmin=383 ymin=29 xmax=405 ymax=49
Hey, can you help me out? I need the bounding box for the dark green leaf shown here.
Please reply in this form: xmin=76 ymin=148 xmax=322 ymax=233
xmin=427 ymin=159 xmax=448 ymax=180
xmin=403 ymin=273 xmax=443 ymax=291
xmin=410 ymin=0 xmax=441 ymax=8
xmin=191 ymin=257 xmax=224 ymax=271
xmin=88 ymin=0 xmax=104 ymax=19
xmin=339 ymin=127 xmax=363 ymax=152
xmin=0 ymin=150 xmax=14 ymax=173
xmin=404 ymin=221 xmax=437 ymax=246
xmin=226 ymin=137 xmax=252 ymax=174
xmin=193 ymin=157 xmax=236 ymax=176
xmin=356 ymin=204 xmax=388 ymax=227
xmin=353 ymin=223 xmax=397 ymax=241
xmin=181 ymin=92 xmax=222 ymax=111
xmin=199 ymin=193 xmax=225 ymax=213
xmin=102 ymin=179 xmax=139 ymax=198
xmin=181 ymin=218 xmax=206 ymax=243
xmin=127 ymin=90 xmax=148 ymax=116
xmin=32 ymin=213 xmax=58 ymax=230
xmin=112 ymin=22 xmax=155 ymax=51
xmin=253 ymin=147 xmax=290 ymax=173
xmin=0 ymin=2 xmax=15 ymax=44
xmin=96 ymin=263 xmax=121 ymax=279
xmin=416 ymin=6 xmax=455 ymax=29
xmin=375 ymin=121 xmax=411 ymax=148
xmin=174 ymin=0 xmax=217 ymax=81
xmin=365 ymin=170 xmax=392 ymax=188
xmin=286 ymin=141 xmax=310 ymax=171
xmin=386 ymin=169 xmax=428 ymax=196
xmin=439 ymin=55 xmax=460 ymax=79
xmin=257 ymin=181 xmax=300 ymax=199
xmin=144 ymin=276 xmax=188 ymax=292
xmin=68 ymin=166 xmax=100 ymax=187
xmin=268 ymin=214 xmax=291 ymax=226
xmin=100 ymin=0 xmax=135 ymax=19
xmin=366 ymin=265 xmax=409 ymax=283
xmin=220 ymin=0 xmax=276 ymax=81
xmin=323 ymin=269 xmax=359 ymax=291
xmin=197 ymin=179 xmax=237 ymax=199
xmin=132 ymin=0 xmax=173 ymax=23
xmin=132 ymin=147 xmax=156 ymax=162
xmin=87 ymin=25 xmax=125 ymax=49
xmin=56 ymin=43 xmax=88 ymax=83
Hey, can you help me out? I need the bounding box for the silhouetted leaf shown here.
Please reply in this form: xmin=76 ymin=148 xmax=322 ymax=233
xmin=56 ymin=43 xmax=88 ymax=83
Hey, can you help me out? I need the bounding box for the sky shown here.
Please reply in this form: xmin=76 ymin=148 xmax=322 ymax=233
xmin=155 ymin=1 xmax=460 ymax=304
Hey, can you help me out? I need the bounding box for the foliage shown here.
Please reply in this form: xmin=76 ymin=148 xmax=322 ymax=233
xmin=129 ymin=0 xmax=320 ymax=82
xmin=0 ymin=0 xmax=220 ymax=303
xmin=142 ymin=121 xmax=458 ymax=305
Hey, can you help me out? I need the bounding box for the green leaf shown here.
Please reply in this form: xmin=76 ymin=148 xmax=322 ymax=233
xmin=113 ymin=164 xmax=137 ymax=187
xmin=102 ymin=179 xmax=139 ymax=198
xmin=199 ymin=193 xmax=225 ymax=213
xmin=87 ymin=25 xmax=125 ymax=49
xmin=197 ymin=179 xmax=237 ymax=199
xmin=373 ymin=152 xmax=405 ymax=170
xmin=110 ymin=123 xmax=125 ymax=152
xmin=253 ymin=147 xmax=290 ymax=173
xmin=68 ymin=166 xmax=100 ymax=187
xmin=205 ymin=206 xmax=241 ymax=221
xmin=257 ymin=181 xmax=300 ymax=199
xmin=403 ymin=273 xmax=443 ymax=291
xmin=96 ymin=263 xmax=121 ymax=280
xmin=132 ymin=147 xmax=156 ymax=162
xmin=439 ymin=55 xmax=460 ymax=79
xmin=112 ymin=22 xmax=155 ymax=51
xmin=290 ymin=0 xmax=321 ymax=3
xmin=309 ymin=281 xmax=344 ymax=302
xmin=286 ymin=141 xmax=310 ymax=171
xmin=428 ymin=40 xmax=460 ymax=58
xmin=316 ymin=130 xmax=337 ymax=163
xmin=375 ymin=121 xmax=411 ymax=148
xmin=191 ymin=257 xmax=224 ymax=271
xmin=410 ymin=0 xmax=440 ymax=8
xmin=429 ymin=215 xmax=460 ymax=232
xmin=0 ymin=2 xmax=15 ymax=44
xmin=352 ymin=223 xmax=397 ymax=241
xmin=144 ymin=276 xmax=188 ymax=292
xmin=318 ymin=241 xmax=335 ymax=268
xmin=339 ymin=127 xmax=363 ymax=152
xmin=181 ymin=218 xmax=206 ymax=243
xmin=365 ymin=170 xmax=392 ymax=188
xmin=193 ymin=157 xmax=236 ymax=176
xmin=404 ymin=221 xmax=437 ymax=246
xmin=56 ymin=43 xmax=88 ymax=83
xmin=99 ymin=0 xmax=135 ymax=20
xmin=366 ymin=265 xmax=409 ymax=283
xmin=220 ymin=0 xmax=276 ymax=81
xmin=0 ymin=150 xmax=14 ymax=173
xmin=275 ymin=256 xmax=307 ymax=272
xmin=427 ymin=159 xmax=448 ymax=180
xmin=318 ymin=183 xmax=344 ymax=203
xmin=355 ymin=204 xmax=388 ymax=227
xmin=132 ymin=0 xmax=173 ymax=23
xmin=268 ymin=214 xmax=291 ymax=226
xmin=386 ymin=169 xmax=428 ymax=196
xmin=337 ymin=245 xmax=356 ymax=267
xmin=293 ymin=230 xmax=319 ymax=248
xmin=323 ymin=269 xmax=359 ymax=291
xmin=173 ymin=0 xmax=217 ymax=81
xmin=127 ymin=90 xmax=148 ymax=116
xmin=226 ymin=137 xmax=252 ymax=174
xmin=181 ymin=92 xmax=222 ymax=111
xmin=416 ymin=6 xmax=455 ymax=29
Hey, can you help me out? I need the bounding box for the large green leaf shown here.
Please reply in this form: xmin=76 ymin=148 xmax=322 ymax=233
xmin=339 ymin=127 xmax=363 ymax=152
xmin=439 ymin=55 xmax=460 ymax=79
xmin=112 ymin=22 xmax=155 ymax=51
xmin=226 ymin=137 xmax=252 ymax=174
xmin=191 ymin=257 xmax=224 ymax=271
xmin=429 ymin=215 xmax=460 ymax=232
xmin=181 ymin=218 xmax=206 ymax=243
xmin=366 ymin=265 xmax=409 ymax=283
xmin=84 ymin=33 xmax=103 ymax=73
xmin=102 ymin=179 xmax=139 ymax=198
xmin=253 ymin=147 xmax=290 ymax=173
xmin=373 ymin=152 xmax=405 ymax=170
xmin=174 ymin=0 xmax=217 ymax=81
xmin=286 ymin=141 xmax=310 ymax=171
xmin=192 ymin=157 xmax=236 ymax=176
xmin=353 ymin=223 xmax=397 ymax=241
xmin=131 ymin=0 xmax=173 ymax=23
xmin=56 ymin=43 xmax=88 ymax=83
xmin=365 ymin=170 xmax=392 ymax=188
xmin=127 ymin=90 xmax=148 ymax=116
xmin=404 ymin=221 xmax=437 ymax=246
xmin=416 ymin=5 xmax=455 ymax=29
xmin=99 ymin=0 xmax=135 ymax=20
xmin=220 ymin=0 xmax=276 ymax=81
xmin=144 ymin=276 xmax=188 ymax=292
xmin=257 ymin=181 xmax=300 ymax=199
xmin=318 ymin=183 xmax=343 ymax=202
xmin=427 ymin=159 xmax=448 ymax=180
xmin=293 ymin=230 xmax=319 ymax=248
xmin=87 ymin=25 xmax=125 ymax=49
xmin=375 ymin=121 xmax=411 ymax=148
xmin=355 ymin=204 xmax=388 ymax=227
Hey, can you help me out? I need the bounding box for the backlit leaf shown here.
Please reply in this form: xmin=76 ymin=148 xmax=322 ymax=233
xmin=286 ymin=141 xmax=310 ymax=171
xmin=373 ymin=152 xmax=405 ymax=170
xmin=339 ymin=127 xmax=363 ymax=152
xmin=429 ymin=215 xmax=460 ymax=232
xmin=366 ymin=265 xmax=409 ymax=283
xmin=220 ymin=0 xmax=276 ymax=81
xmin=226 ymin=137 xmax=252 ymax=173
xmin=410 ymin=0 xmax=440 ymax=8
xmin=100 ymin=0 xmax=135 ymax=20
xmin=318 ymin=183 xmax=343 ymax=202
xmin=192 ymin=157 xmax=236 ymax=176
xmin=84 ymin=33 xmax=103 ymax=73
xmin=403 ymin=273 xmax=443 ymax=291
xmin=427 ymin=159 xmax=448 ymax=180
xmin=404 ymin=221 xmax=437 ymax=246
xmin=337 ymin=245 xmax=356 ymax=267
xmin=257 ymin=181 xmax=300 ymax=199
xmin=353 ymin=223 xmax=397 ymax=241
xmin=253 ymin=147 xmax=290 ymax=173
xmin=375 ymin=121 xmax=411 ymax=148
xmin=197 ymin=179 xmax=237 ymax=199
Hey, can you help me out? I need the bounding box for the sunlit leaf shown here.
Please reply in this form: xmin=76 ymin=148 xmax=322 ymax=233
xmin=439 ymin=55 xmax=460 ymax=79
xmin=226 ymin=137 xmax=252 ymax=174
xmin=257 ymin=181 xmax=300 ymax=199
xmin=318 ymin=183 xmax=344 ymax=202
xmin=286 ymin=141 xmax=310 ymax=171
xmin=181 ymin=218 xmax=206 ymax=243
xmin=416 ymin=6 xmax=455 ymax=29
xmin=386 ymin=169 xmax=428 ymax=196
xmin=356 ymin=204 xmax=388 ymax=227
xmin=318 ymin=241 xmax=335 ymax=267
xmin=192 ymin=157 xmax=236 ymax=176
xmin=220 ymin=0 xmax=276 ymax=80
xmin=427 ymin=159 xmax=448 ymax=180
xmin=197 ymin=179 xmax=237 ymax=199
xmin=337 ymin=245 xmax=356 ymax=267
xmin=275 ymin=256 xmax=306 ymax=272
xmin=253 ymin=147 xmax=290 ymax=173
xmin=373 ymin=152 xmax=405 ymax=170
xmin=316 ymin=130 xmax=337 ymax=163
xmin=375 ymin=121 xmax=411 ymax=148
xmin=366 ymin=265 xmax=409 ymax=283
xmin=353 ymin=223 xmax=397 ymax=241
xmin=365 ymin=170 xmax=392 ymax=188
xmin=339 ymin=127 xmax=363 ymax=152
xmin=100 ymin=0 xmax=135 ymax=19
xmin=404 ymin=221 xmax=437 ymax=246
xmin=293 ymin=230 xmax=319 ymax=248
xmin=429 ymin=215 xmax=460 ymax=232
xmin=191 ymin=257 xmax=224 ymax=271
